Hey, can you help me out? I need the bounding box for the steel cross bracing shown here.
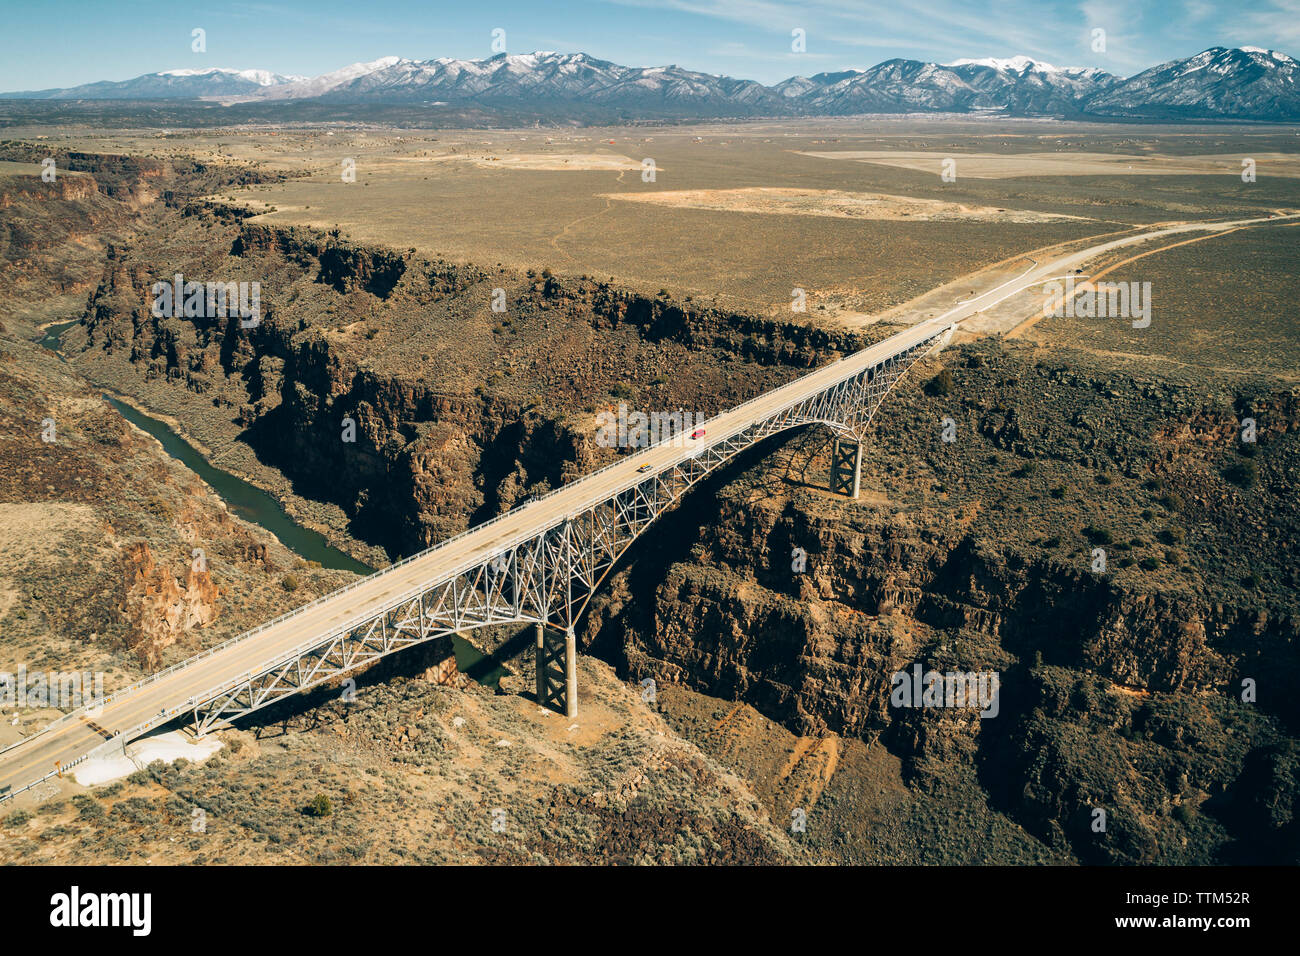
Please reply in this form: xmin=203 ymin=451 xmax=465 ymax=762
xmin=184 ymin=328 xmax=947 ymax=733
xmin=536 ymin=626 xmax=570 ymax=715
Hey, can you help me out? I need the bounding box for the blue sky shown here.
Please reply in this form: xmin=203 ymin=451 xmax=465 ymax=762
xmin=3 ymin=0 xmax=1297 ymax=91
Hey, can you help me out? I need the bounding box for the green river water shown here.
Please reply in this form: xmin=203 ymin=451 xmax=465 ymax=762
xmin=38 ymin=315 xmax=506 ymax=688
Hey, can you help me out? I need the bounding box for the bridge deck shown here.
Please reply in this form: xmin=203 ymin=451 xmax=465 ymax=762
xmin=4 ymin=210 xmax=1287 ymax=799
xmin=0 ymin=315 xmax=947 ymax=796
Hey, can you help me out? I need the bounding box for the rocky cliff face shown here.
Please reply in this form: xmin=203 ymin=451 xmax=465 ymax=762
xmin=25 ymin=152 xmax=1297 ymax=863
xmin=121 ymin=542 xmax=219 ymax=668
xmin=580 ymin=340 xmax=1300 ymax=863
xmin=0 ymin=170 xmax=119 ymax=317
xmin=0 ymin=172 xmax=97 ymax=208
xmin=72 ymin=214 xmax=865 ymax=556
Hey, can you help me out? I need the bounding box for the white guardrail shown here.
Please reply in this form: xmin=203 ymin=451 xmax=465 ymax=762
xmin=0 ymin=320 xmax=947 ymax=782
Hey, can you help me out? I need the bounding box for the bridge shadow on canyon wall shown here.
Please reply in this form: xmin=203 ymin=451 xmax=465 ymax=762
xmin=579 ymin=423 xmax=835 ymax=670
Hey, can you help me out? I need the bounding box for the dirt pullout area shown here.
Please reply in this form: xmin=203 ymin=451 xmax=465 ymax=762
xmin=602 ymin=187 xmax=1086 ymax=223
xmin=797 ymin=151 xmax=1300 ymax=179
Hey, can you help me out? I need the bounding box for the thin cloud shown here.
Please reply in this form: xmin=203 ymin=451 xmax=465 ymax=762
xmin=607 ymin=0 xmax=1146 ymax=71
xmin=1222 ymin=0 xmax=1300 ymax=49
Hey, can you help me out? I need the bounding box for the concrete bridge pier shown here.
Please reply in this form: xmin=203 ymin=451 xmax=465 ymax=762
xmin=535 ymin=623 xmax=545 ymax=706
xmin=830 ymin=439 xmax=862 ymax=499
xmin=564 ymin=628 xmax=578 ymax=720
xmin=535 ymin=623 xmax=577 ymax=717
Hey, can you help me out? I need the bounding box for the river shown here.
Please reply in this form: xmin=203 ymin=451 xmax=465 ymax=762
xmin=103 ymin=395 xmax=508 ymax=687
xmin=41 ymin=318 xmax=507 ymax=685
xmin=36 ymin=316 xmax=507 ymax=687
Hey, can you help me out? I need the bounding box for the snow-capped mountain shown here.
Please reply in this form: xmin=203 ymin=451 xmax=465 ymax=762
xmin=779 ymin=59 xmax=994 ymax=114
xmin=5 ymin=67 xmax=306 ymax=99
xmin=771 ymin=56 xmax=1116 ymax=115
xmin=947 ymin=55 xmax=1091 ymax=74
xmin=3 ymin=48 xmax=1295 ymax=121
xmin=238 ymin=52 xmax=782 ymax=115
xmin=1081 ymin=47 xmax=1300 ymax=121
xmin=244 ymin=57 xmax=407 ymax=101
xmin=948 ymin=57 xmax=1117 ymax=115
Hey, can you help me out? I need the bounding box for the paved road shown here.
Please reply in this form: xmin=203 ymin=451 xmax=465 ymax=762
xmin=1 ymin=211 xmax=1291 ymax=799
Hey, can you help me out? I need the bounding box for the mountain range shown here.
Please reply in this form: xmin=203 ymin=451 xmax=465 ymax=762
xmin=7 ymin=67 xmax=307 ymax=100
xmin=5 ymin=47 xmax=1297 ymax=122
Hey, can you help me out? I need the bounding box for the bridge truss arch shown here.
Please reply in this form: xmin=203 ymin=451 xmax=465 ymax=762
xmin=186 ymin=326 xmax=952 ymax=732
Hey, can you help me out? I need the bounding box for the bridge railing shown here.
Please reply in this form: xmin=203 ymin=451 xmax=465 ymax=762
xmin=0 ymin=322 xmax=948 ymax=761
xmin=166 ymin=324 xmax=950 ymax=714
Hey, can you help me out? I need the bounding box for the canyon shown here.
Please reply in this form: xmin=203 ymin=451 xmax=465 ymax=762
xmin=1 ymin=139 xmax=1296 ymax=864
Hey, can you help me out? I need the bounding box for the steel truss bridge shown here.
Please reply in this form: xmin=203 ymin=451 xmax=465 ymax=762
xmin=0 ymin=317 xmax=954 ymax=801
